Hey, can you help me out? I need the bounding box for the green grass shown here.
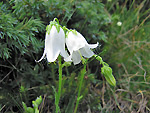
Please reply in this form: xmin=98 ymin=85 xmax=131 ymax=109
xmin=101 ymin=0 xmax=150 ymax=112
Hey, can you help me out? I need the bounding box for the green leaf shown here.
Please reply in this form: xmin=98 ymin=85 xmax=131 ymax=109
xmin=34 ymin=108 xmax=39 ymax=113
xmin=65 ymin=95 xmax=76 ymax=113
xmin=77 ymin=95 xmax=83 ymax=101
xmin=20 ymin=85 xmax=26 ymax=93
xmin=22 ymin=102 xmax=28 ymax=112
xmin=52 ymin=86 xmax=61 ymax=113
xmin=35 ymin=96 xmax=42 ymax=106
xmin=27 ymin=107 xmax=34 ymax=113
xmin=32 ymin=101 xmax=38 ymax=108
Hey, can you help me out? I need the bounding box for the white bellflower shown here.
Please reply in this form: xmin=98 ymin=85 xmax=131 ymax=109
xmin=66 ymin=30 xmax=98 ymax=65
xmin=37 ymin=20 xmax=70 ymax=62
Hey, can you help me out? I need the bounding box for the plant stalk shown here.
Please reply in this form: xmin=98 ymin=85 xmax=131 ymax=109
xmin=74 ymin=63 xmax=86 ymax=113
xmin=55 ymin=56 xmax=62 ymax=113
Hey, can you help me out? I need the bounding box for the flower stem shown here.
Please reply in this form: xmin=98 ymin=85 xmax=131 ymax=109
xmin=58 ymin=56 xmax=62 ymax=101
xmin=74 ymin=63 xmax=86 ymax=113
xmin=51 ymin=63 xmax=56 ymax=81
xmin=55 ymin=56 xmax=62 ymax=113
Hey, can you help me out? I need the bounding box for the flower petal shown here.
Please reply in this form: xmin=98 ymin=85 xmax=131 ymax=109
xmin=37 ymin=25 xmax=68 ymax=62
xmin=47 ymin=26 xmax=67 ymax=62
xmin=66 ymin=31 xmax=87 ymax=54
xmin=87 ymin=42 xmax=99 ymax=49
xmin=56 ymin=27 xmax=71 ymax=61
xmin=46 ymin=49 xmax=60 ymax=62
xmin=35 ymin=49 xmax=46 ymax=62
xmin=63 ymin=51 xmax=72 ymax=62
xmin=72 ymin=51 xmax=82 ymax=65
xmin=80 ymin=46 xmax=95 ymax=58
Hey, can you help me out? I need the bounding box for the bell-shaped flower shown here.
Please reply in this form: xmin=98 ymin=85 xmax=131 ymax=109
xmin=36 ymin=19 xmax=71 ymax=63
xmin=66 ymin=30 xmax=98 ymax=65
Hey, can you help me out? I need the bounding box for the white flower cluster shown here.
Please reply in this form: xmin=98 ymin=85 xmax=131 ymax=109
xmin=37 ymin=18 xmax=98 ymax=65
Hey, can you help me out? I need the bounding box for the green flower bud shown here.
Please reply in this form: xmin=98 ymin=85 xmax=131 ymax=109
xmin=101 ymin=66 xmax=116 ymax=86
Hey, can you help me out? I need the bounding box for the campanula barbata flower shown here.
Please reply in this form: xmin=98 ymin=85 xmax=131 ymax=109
xmin=66 ymin=30 xmax=98 ymax=65
xmin=36 ymin=19 xmax=71 ymax=62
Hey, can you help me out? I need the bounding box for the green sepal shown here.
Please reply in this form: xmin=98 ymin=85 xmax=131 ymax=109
xmin=77 ymin=50 xmax=87 ymax=65
xmin=101 ymin=66 xmax=116 ymax=86
xmin=65 ymin=31 xmax=70 ymax=38
xmin=62 ymin=26 xmax=69 ymax=32
xmin=46 ymin=18 xmax=62 ymax=34
xmin=71 ymin=29 xmax=77 ymax=35
xmin=55 ymin=24 xmax=61 ymax=33
xmin=81 ymin=57 xmax=86 ymax=65
xmin=66 ymin=29 xmax=77 ymax=38
xmin=63 ymin=26 xmax=69 ymax=38
xmin=62 ymin=61 xmax=72 ymax=68
xmin=46 ymin=24 xmax=52 ymax=34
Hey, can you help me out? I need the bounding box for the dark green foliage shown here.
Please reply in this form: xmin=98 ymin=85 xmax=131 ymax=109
xmin=0 ymin=2 xmax=44 ymax=59
xmin=22 ymin=96 xmax=42 ymax=113
xmin=65 ymin=0 xmax=110 ymax=43
xmin=0 ymin=0 xmax=107 ymax=112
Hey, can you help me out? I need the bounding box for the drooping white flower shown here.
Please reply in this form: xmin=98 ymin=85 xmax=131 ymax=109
xmin=66 ymin=30 xmax=98 ymax=65
xmin=36 ymin=21 xmax=71 ymax=62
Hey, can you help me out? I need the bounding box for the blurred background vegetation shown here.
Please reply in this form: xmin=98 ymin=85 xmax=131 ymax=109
xmin=0 ymin=0 xmax=150 ymax=112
